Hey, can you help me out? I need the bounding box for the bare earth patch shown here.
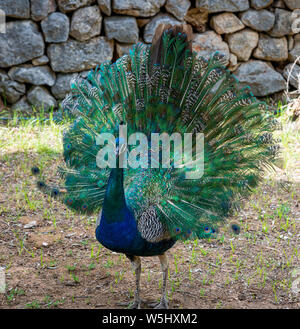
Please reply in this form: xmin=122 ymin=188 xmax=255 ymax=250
xmin=0 ymin=115 xmax=299 ymax=309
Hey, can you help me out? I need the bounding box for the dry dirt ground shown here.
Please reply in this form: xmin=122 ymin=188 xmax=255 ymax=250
xmin=0 ymin=119 xmax=299 ymax=309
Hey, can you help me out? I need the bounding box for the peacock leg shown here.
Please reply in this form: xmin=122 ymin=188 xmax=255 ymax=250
xmin=150 ymin=253 xmax=169 ymax=309
xmin=127 ymin=255 xmax=142 ymax=309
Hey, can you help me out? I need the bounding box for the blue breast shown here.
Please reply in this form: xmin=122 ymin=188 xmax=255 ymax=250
xmin=95 ymin=206 xmax=176 ymax=256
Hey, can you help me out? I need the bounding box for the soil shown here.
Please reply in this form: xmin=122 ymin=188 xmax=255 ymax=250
xmin=0 ymin=150 xmax=299 ymax=310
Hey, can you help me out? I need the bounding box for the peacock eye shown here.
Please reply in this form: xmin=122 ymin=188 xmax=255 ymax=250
xmin=52 ymin=189 xmax=59 ymax=196
xmin=204 ymin=226 xmax=210 ymax=233
xmin=231 ymin=224 xmax=240 ymax=234
xmin=31 ymin=167 xmax=40 ymax=175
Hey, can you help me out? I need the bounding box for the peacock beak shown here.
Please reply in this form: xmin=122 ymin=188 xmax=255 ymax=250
xmin=115 ymin=137 xmax=127 ymax=157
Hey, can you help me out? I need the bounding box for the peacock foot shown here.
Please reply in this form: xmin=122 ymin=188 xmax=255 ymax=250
xmin=128 ymin=300 xmax=141 ymax=309
xmin=116 ymin=299 xmax=140 ymax=309
xmin=127 ymin=298 xmax=150 ymax=309
xmin=148 ymin=298 xmax=168 ymax=309
xmin=126 ymin=298 xmax=167 ymax=309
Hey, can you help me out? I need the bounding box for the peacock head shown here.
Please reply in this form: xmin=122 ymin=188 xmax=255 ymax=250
xmin=115 ymin=136 xmax=127 ymax=155
xmin=114 ymin=121 xmax=128 ymax=162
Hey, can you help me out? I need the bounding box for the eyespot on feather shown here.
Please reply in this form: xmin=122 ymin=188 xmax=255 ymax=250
xmin=51 ymin=188 xmax=60 ymax=197
xmin=37 ymin=181 xmax=45 ymax=189
xmin=230 ymin=223 xmax=240 ymax=235
xmin=31 ymin=167 xmax=40 ymax=175
xmin=66 ymin=198 xmax=73 ymax=205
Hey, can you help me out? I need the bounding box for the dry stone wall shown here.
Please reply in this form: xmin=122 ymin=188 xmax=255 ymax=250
xmin=0 ymin=0 xmax=299 ymax=111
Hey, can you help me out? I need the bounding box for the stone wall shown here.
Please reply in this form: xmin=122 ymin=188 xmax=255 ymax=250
xmin=0 ymin=0 xmax=299 ymax=112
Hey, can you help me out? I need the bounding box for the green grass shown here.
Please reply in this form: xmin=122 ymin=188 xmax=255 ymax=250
xmin=273 ymin=106 xmax=300 ymax=174
xmin=0 ymin=115 xmax=65 ymax=157
xmin=0 ymin=104 xmax=299 ymax=309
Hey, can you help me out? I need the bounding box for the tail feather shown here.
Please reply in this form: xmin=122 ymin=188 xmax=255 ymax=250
xmin=149 ymin=24 xmax=193 ymax=70
xmin=33 ymin=24 xmax=280 ymax=239
xmin=31 ymin=167 xmax=64 ymax=199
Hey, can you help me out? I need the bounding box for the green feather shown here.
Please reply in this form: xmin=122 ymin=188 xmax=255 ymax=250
xmin=51 ymin=30 xmax=281 ymax=239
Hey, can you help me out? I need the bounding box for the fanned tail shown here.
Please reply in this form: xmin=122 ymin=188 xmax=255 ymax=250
xmin=33 ymin=24 xmax=280 ymax=239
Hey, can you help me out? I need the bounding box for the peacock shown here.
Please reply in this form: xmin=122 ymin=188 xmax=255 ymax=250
xmin=32 ymin=24 xmax=279 ymax=309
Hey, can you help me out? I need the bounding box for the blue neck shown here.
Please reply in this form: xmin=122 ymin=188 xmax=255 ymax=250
xmin=102 ymin=167 xmax=127 ymax=222
xmin=97 ymin=167 xmax=140 ymax=253
xmin=96 ymin=168 xmax=177 ymax=256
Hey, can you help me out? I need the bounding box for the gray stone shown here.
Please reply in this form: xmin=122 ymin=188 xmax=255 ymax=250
xmin=0 ymin=0 xmax=30 ymax=19
xmin=229 ymin=53 xmax=238 ymax=66
xmin=104 ymin=16 xmax=139 ymax=43
xmin=27 ymin=86 xmax=57 ymax=110
xmin=229 ymin=53 xmax=239 ymax=71
xmin=165 ymin=0 xmax=191 ymax=21
xmin=97 ymin=0 xmax=111 ymax=15
xmin=273 ymin=0 xmax=286 ymax=7
xmin=32 ymin=55 xmax=50 ymax=66
xmin=227 ymin=29 xmax=259 ymax=61
xmin=2 ymin=82 xmax=26 ymax=104
xmin=288 ymin=35 xmax=294 ymax=51
xmin=31 ymin=0 xmax=57 ymax=21
xmin=291 ymin=9 xmax=300 ymax=35
xmin=196 ymin=0 xmax=249 ymax=13
xmin=210 ymin=13 xmax=245 ymax=34
xmin=116 ymin=43 xmax=135 ymax=57
xmin=283 ymin=0 xmax=300 ymax=9
xmin=0 ymin=21 xmax=45 ymax=68
xmin=24 ymin=221 xmax=37 ymax=229
xmin=291 ymin=268 xmax=300 ymax=296
xmin=70 ymin=6 xmax=102 ymax=41
xmin=289 ymin=37 xmax=300 ymax=62
xmin=241 ymin=9 xmax=275 ymax=32
xmin=47 ymin=37 xmax=114 ymax=73
xmin=78 ymin=70 xmax=91 ymax=79
xmin=234 ymin=60 xmax=286 ymax=96
xmin=41 ymin=13 xmax=70 ymax=43
xmin=0 ymin=70 xmax=26 ymax=104
xmin=11 ymin=96 xmax=32 ymax=113
xmin=250 ymin=0 xmax=273 ymax=9
xmin=8 ymin=65 xmax=56 ymax=87
xmin=283 ymin=63 xmax=300 ymax=88
xmin=51 ymin=73 xmax=78 ymax=99
xmin=269 ymin=9 xmax=293 ymax=37
xmin=253 ymin=34 xmax=288 ymax=61
xmin=193 ymin=31 xmax=230 ymax=65
xmin=144 ymin=14 xmax=181 ymax=43
xmin=113 ymin=0 xmax=165 ymax=17
xmin=57 ymin=0 xmax=95 ymax=13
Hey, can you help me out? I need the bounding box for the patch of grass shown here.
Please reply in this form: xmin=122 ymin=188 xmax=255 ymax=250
xmin=0 ymin=104 xmax=299 ymax=309
xmin=25 ymin=300 xmax=40 ymax=309
xmin=6 ymin=287 xmax=26 ymax=302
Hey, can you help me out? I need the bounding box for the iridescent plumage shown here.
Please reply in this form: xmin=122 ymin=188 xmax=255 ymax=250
xmin=34 ymin=24 xmax=279 ymax=308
